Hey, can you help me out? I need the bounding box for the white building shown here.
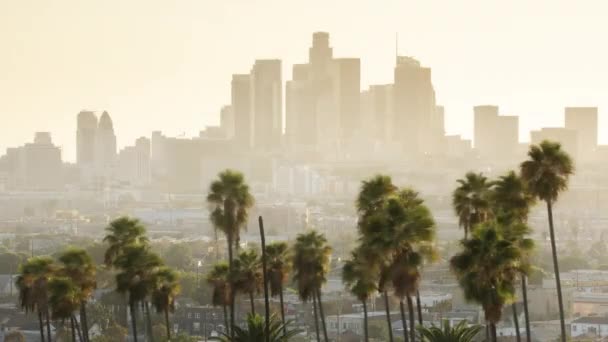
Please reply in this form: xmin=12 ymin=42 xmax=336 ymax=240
xmin=571 ymin=316 xmax=608 ymax=338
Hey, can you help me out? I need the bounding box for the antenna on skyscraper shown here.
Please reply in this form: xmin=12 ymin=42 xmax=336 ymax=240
xmin=395 ymin=32 xmax=399 ymax=60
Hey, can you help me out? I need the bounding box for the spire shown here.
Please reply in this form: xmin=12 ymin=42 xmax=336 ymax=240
xmin=98 ymin=111 xmax=114 ymax=130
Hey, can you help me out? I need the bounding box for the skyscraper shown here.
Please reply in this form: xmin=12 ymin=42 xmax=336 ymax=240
xmin=360 ymin=84 xmax=393 ymax=143
xmin=251 ymin=59 xmax=282 ymax=150
xmin=565 ymin=107 xmax=598 ymax=162
xmin=330 ymin=58 xmax=361 ymax=141
xmin=95 ymin=111 xmax=117 ymax=170
xmin=473 ymin=105 xmax=518 ymax=159
xmin=231 ymin=74 xmax=253 ymax=148
xmin=393 ymin=56 xmax=438 ymax=155
xmin=220 ymin=105 xmax=235 ymax=139
xmin=76 ymin=110 xmax=98 ymax=165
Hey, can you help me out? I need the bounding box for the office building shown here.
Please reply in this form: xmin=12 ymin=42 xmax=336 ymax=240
xmin=117 ymin=137 xmax=151 ymax=186
xmin=251 ymin=59 xmax=282 ymax=150
xmin=231 ymin=74 xmax=253 ymax=148
xmin=330 ymin=58 xmax=361 ymax=141
xmin=473 ymin=105 xmax=518 ymax=159
xmin=95 ymin=111 xmax=117 ymax=171
xmin=76 ymin=110 xmax=98 ymax=165
xmin=565 ymin=107 xmax=598 ymax=162
xmin=531 ymin=127 xmax=578 ymax=160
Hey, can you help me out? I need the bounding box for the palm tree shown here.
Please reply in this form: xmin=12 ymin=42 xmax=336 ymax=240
xmin=114 ymin=244 xmax=163 ymax=342
xmin=265 ymin=242 xmax=291 ymax=329
xmin=232 ymin=248 xmax=262 ymax=315
xmin=103 ymin=217 xmax=149 ymax=266
xmin=16 ymin=256 xmax=56 ymax=342
xmin=450 ymin=223 xmax=521 ymax=342
xmin=48 ymin=276 xmax=81 ymax=342
xmin=452 ymin=172 xmax=493 ymax=239
xmin=207 ymin=169 xmax=255 ymax=334
xmin=356 ymin=174 xmax=397 ymax=342
xmin=151 ymin=266 xmax=181 ymax=341
xmin=416 ymin=320 xmax=482 ymax=342
xmin=215 ymin=313 xmax=301 ymax=342
xmin=520 ymin=140 xmax=574 ymax=342
xmin=56 ymin=248 xmax=97 ymax=342
xmin=207 ymin=262 xmax=232 ymax=334
xmin=491 ymin=171 xmax=536 ymax=342
xmin=292 ymin=231 xmax=332 ymax=342
xmin=342 ymin=248 xmax=376 ymax=342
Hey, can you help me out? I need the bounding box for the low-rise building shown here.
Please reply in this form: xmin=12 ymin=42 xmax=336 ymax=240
xmin=571 ymin=316 xmax=608 ymax=338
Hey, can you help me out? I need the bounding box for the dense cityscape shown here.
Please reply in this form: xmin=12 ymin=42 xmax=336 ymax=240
xmin=1 ymin=29 xmax=608 ymax=342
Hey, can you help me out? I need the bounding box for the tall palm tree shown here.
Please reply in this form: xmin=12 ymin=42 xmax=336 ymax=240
xmin=151 ymin=266 xmax=181 ymax=341
xmin=103 ymin=217 xmax=149 ymax=266
xmin=452 ymin=172 xmax=493 ymax=239
xmin=491 ymin=171 xmax=536 ymax=342
xmin=450 ymin=223 xmax=521 ymax=342
xmin=520 ymin=140 xmax=574 ymax=342
xmin=48 ymin=276 xmax=81 ymax=342
xmin=16 ymin=256 xmax=56 ymax=342
xmin=114 ymin=244 xmax=163 ymax=342
xmin=207 ymin=169 xmax=255 ymax=334
xmin=232 ymin=248 xmax=262 ymax=315
xmin=56 ymin=248 xmax=97 ymax=342
xmin=292 ymin=231 xmax=332 ymax=342
xmin=265 ymin=242 xmax=291 ymax=329
xmin=387 ymin=189 xmax=437 ymax=342
xmin=342 ymin=248 xmax=376 ymax=342
xmin=207 ymin=262 xmax=232 ymax=334
xmin=356 ymin=174 xmax=397 ymax=342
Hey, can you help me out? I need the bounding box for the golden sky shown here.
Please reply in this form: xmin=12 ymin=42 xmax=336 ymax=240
xmin=1 ymin=0 xmax=607 ymax=161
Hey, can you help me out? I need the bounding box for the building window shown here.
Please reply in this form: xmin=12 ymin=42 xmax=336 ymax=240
xmin=193 ymin=322 xmax=200 ymax=331
xmin=187 ymin=313 xmax=191 ymax=319
xmin=195 ymin=313 xmax=201 ymax=319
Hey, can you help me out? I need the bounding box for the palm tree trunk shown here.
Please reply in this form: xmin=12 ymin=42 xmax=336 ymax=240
xmin=485 ymin=322 xmax=490 ymax=341
xmin=259 ymin=216 xmax=271 ymax=342
xmin=227 ymin=232 xmax=235 ymax=339
xmin=416 ymin=290 xmax=423 ymax=326
xmin=46 ymin=307 xmax=52 ymax=342
xmin=316 ymin=289 xmax=329 ymax=342
xmin=279 ymin=286 xmax=286 ymax=336
xmin=490 ymin=322 xmax=497 ymax=342
xmin=71 ymin=316 xmax=77 ymax=342
xmin=223 ymin=305 xmax=229 ymax=335
xmin=80 ymin=301 xmax=89 ymax=342
xmin=547 ymin=200 xmax=566 ymax=342
xmin=249 ymin=292 xmax=256 ymax=315
xmin=399 ymin=300 xmax=409 ymax=342
xmin=38 ymin=310 xmax=46 ymax=342
xmin=512 ymin=303 xmax=521 ymax=342
xmin=73 ymin=315 xmax=84 ymax=342
xmin=406 ymin=296 xmax=416 ymax=342
xmin=145 ymin=301 xmax=154 ymax=342
xmin=362 ymin=300 xmax=369 ymax=342
xmin=521 ymin=275 xmax=532 ymax=342
xmin=130 ymin=302 xmax=139 ymax=342
xmin=165 ymin=308 xmax=172 ymax=341
xmin=312 ymin=295 xmax=321 ymax=342
xmin=383 ymin=291 xmax=394 ymax=342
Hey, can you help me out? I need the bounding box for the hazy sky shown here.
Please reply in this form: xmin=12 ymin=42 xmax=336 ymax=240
xmin=1 ymin=0 xmax=607 ymax=161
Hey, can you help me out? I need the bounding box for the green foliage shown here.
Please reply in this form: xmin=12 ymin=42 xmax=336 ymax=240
xmin=0 ymin=252 xmax=27 ymax=274
xmin=114 ymin=244 xmax=163 ymax=306
xmin=417 ymin=320 xmax=482 ymax=342
xmin=265 ymin=242 xmax=291 ymax=297
xmin=231 ymin=248 xmax=262 ymax=301
xmin=48 ymin=276 xmax=80 ymax=320
xmin=207 ymin=262 xmax=231 ymax=307
xmin=15 ymin=256 xmax=56 ymax=314
xmin=162 ymin=243 xmax=193 ymax=270
xmin=90 ymin=322 xmax=128 ymax=342
xmin=3 ymin=330 xmax=25 ymax=342
xmin=103 ymin=216 xmax=149 ymax=266
xmin=452 ymin=172 xmax=493 ymax=239
xmin=450 ymin=223 xmax=521 ymax=324
xmin=342 ymin=247 xmax=376 ymax=302
xmin=213 ymin=313 xmax=301 ymax=342
xmin=520 ymin=140 xmax=574 ymax=203
xmin=368 ymin=320 xmax=390 ymax=340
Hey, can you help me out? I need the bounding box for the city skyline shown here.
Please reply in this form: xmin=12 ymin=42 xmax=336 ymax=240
xmin=2 ymin=0 xmax=608 ymax=161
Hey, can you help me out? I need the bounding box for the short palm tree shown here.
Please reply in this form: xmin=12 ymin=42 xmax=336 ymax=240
xmin=450 ymin=223 xmax=521 ymax=342
xmin=342 ymin=248 xmax=376 ymax=342
xmin=452 ymin=172 xmax=493 ymax=239
xmin=265 ymin=242 xmax=291 ymax=328
xmin=114 ymin=244 xmax=163 ymax=342
xmin=151 ymin=266 xmax=181 ymax=341
xmin=520 ymin=140 xmax=574 ymax=342
xmin=207 ymin=262 xmax=232 ymax=332
xmin=48 ymin=276 xmax=81 ymax=342
xmin=417 ymin=320 xmax=482 ymax=342
xmin=292 ymin=231 xmax=332 ymax=342
xmin=16 ymin=256 xmax=56 ymax=342
xmin=214 ymin=313 xmax=301 ymax=342
xmin=207 ymin=169 xmax=254 ymax=334
xmin=232 ymin=248 xmax=262 ymax=315
xmin=57 ymin=248 xmax=96 ymax=342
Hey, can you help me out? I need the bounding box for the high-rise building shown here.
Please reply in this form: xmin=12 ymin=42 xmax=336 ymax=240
xmin=360 ymin=84 xmax=393 ymax=142
xmin=565 ymin=107 xmax=598 ymax=162
xmin=309 ymin=32 xmax=333 ymax=76
xmin=473 ymin=105 xmax=518 ymax=159
xmin=220 ymin=105 xmax=235 ymax=139
xmin=76 ymin=110 xmax=98 ymax=165
xmin=330 ymin=58 xmax=361 ymax=141
xmin=8 ymin=133 xmax=63 ymax=190
xmin=474 ymin=105 xmax=499 ymax=152
xmin=231 ymin=74 xmax=253 ymax=148
xmin=251 ymin=59 xmax=282 ymax=150
xmin=95 ymin=111 xmax=117 ymax=171
xmin=286 ymin=76 xmax=315 ymax=146
xmin=117 ymin=137 xmax=151 ymax=186
xmin=531 ymin=127 xmax=578 ymax=161
xmin=393 ymin=56 xmax=438 ymax=155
